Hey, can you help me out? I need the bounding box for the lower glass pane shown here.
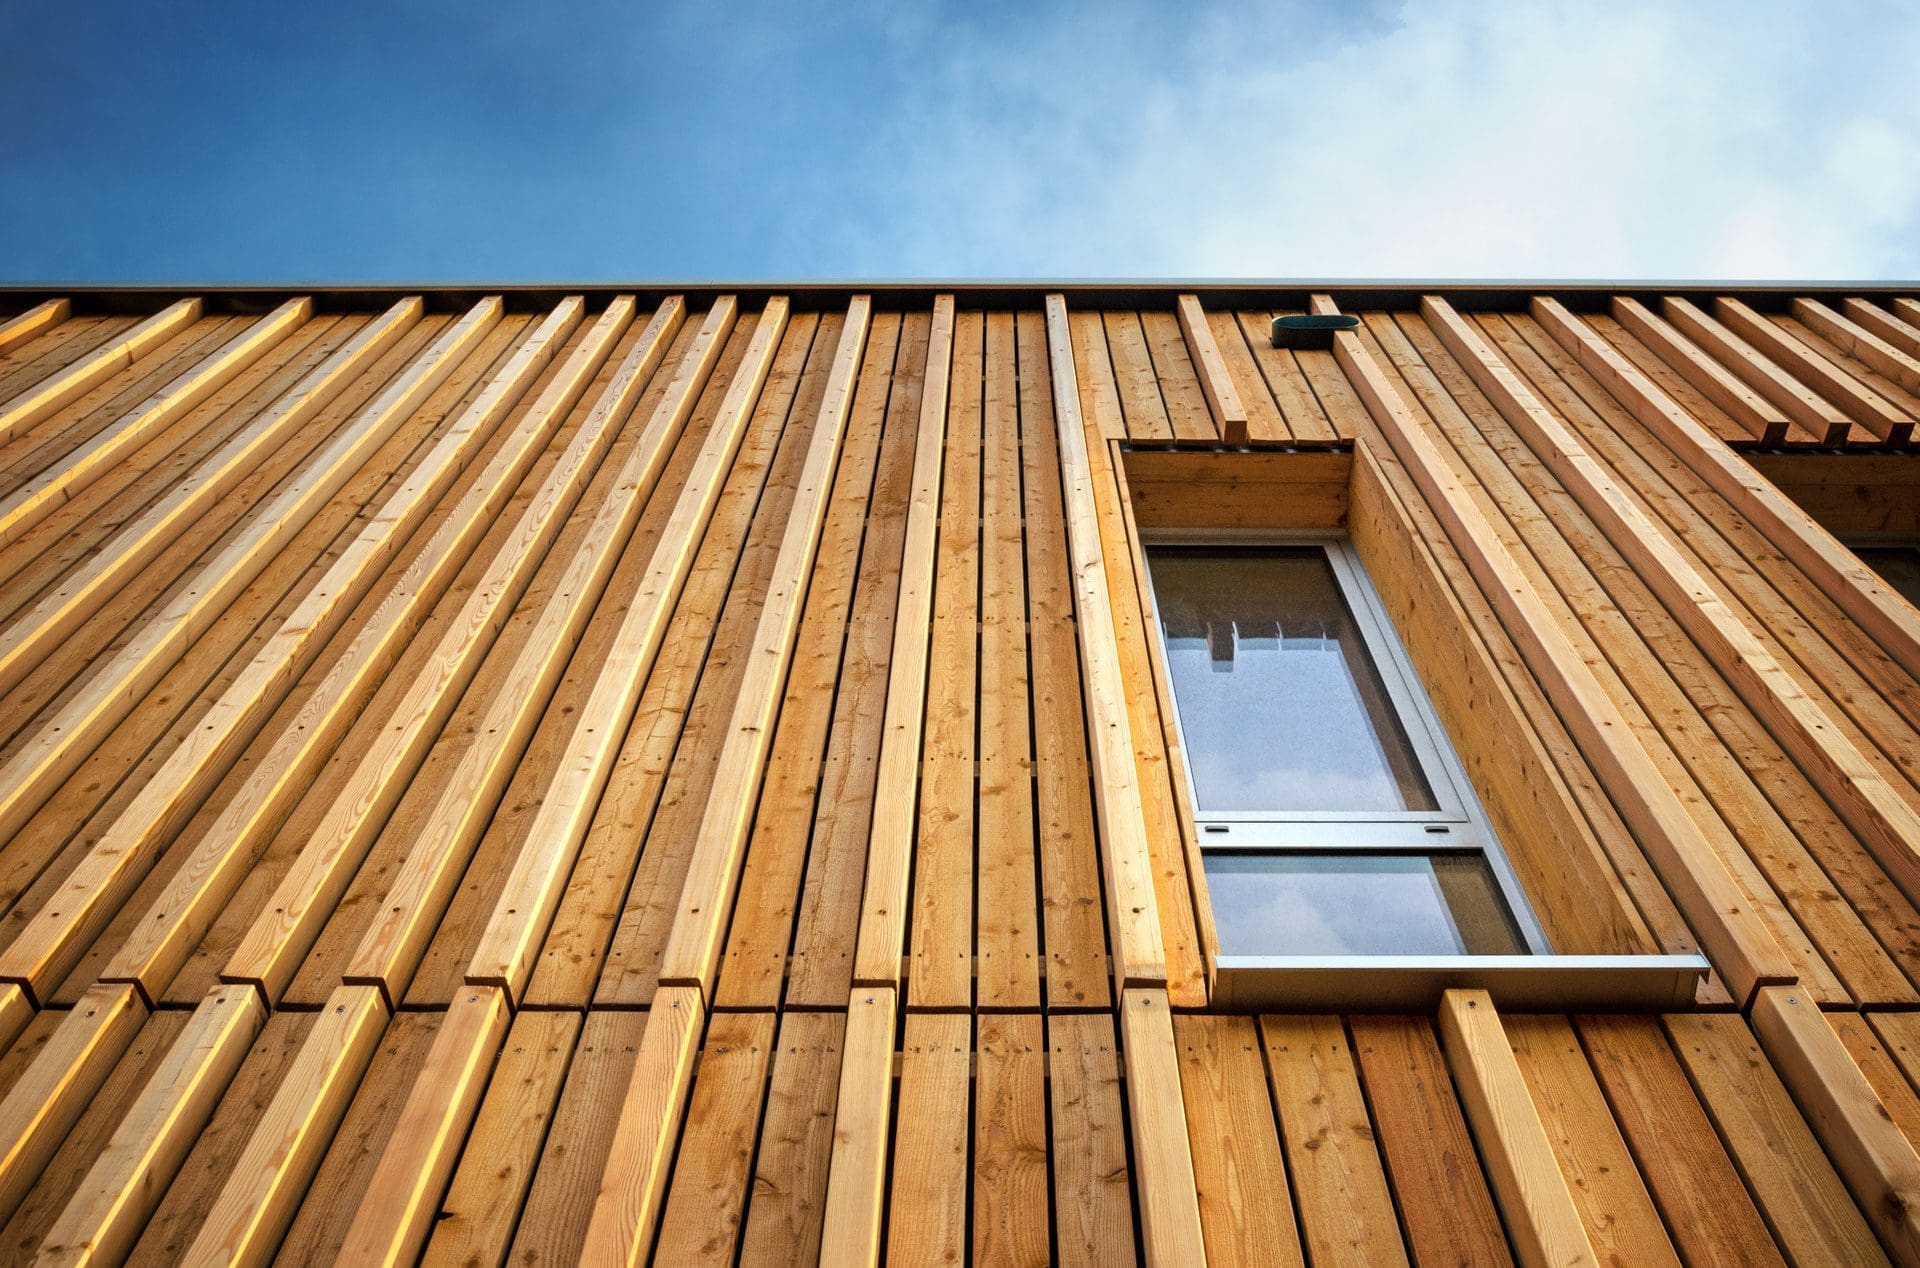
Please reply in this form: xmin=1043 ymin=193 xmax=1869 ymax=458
xmin=1205 ymin=852 xmax=1527 ymax=956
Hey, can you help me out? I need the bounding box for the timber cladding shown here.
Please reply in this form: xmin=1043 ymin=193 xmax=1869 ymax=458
xmin=0 ymin=284 xmax=1914 ymax=1262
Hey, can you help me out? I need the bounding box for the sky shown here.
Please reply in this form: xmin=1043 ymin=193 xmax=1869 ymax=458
xmin=3 ymin=1 xmax=1917 ymax=282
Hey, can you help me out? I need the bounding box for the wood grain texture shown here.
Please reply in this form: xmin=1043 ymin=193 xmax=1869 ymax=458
xmin=1438 ymin=991 xmax=1598 ymax=1268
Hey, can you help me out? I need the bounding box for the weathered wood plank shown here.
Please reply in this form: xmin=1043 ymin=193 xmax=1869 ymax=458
xmin=1119 ymin=988 xmax=1207 ymax=1267
xmin=737 ymin=1010 xmax=843 ymax=1267
xmin=1048 ymin=1013 xmax=1135 ymax=1267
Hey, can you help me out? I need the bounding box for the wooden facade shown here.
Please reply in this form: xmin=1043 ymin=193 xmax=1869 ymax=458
xmin=0 ymin=281 xmax=1915 ymax=1263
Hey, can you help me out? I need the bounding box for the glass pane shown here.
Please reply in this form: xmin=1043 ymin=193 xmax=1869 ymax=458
xmin=1205 ymin=853 xmax=1526 ymax=956
xmin=1150 ymin=546 xmax=1436 ymax=813
xmin=1856 ymin=546 xmax=1920 ymax=608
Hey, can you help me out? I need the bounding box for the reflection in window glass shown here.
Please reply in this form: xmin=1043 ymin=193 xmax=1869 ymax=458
xmin=1857 ymin=546 xmax=1920 ymax=609
xmin=1149 ymin=547 xmax=1435 ymax=814
xmin=1205 ymin=853 xmax=1526 ymax=956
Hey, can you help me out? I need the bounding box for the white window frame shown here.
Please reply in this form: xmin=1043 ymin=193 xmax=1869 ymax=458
xmin=1141 ymin=530 xmax=1552 ymax=955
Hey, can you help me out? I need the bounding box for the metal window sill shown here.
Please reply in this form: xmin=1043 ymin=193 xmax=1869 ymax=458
xmin=1211 ymin=954 xmax=1711 ymax=1013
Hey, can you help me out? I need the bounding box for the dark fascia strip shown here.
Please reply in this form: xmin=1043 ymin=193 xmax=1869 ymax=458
xmin=1 ymin=279 xmax=1918 ymax=318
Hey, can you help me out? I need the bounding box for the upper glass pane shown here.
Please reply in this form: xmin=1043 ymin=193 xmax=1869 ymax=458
xmin=1150 ymin=546 xmax=1437 ymax=814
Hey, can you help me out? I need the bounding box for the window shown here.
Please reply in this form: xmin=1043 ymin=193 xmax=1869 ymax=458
xmin=1145 ymin=539 xmax=1548 ymax=958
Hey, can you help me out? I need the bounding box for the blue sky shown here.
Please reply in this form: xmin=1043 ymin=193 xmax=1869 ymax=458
xmin=4 ymin=2 xmax=1917 ymax=282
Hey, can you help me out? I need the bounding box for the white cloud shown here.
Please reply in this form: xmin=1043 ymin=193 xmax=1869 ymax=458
xmin=821 ymin=1 xmax=1920 ymax=279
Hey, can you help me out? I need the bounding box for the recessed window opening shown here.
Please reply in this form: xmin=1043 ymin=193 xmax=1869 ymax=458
xmin=1144 ymin=538 xmax=1549 ymax=958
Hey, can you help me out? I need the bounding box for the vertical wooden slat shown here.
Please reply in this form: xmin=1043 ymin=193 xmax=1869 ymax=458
xmin=657 ymin=296 xmax=872 ymax=997
xmin=973 ymin=1014 xmax=1049 ymax=1266
xmin=1576 ymin=1015 xmax=1784 ymax=1266
xmin=1176 ymin=1014 xmax=1305 ymax=1267
xmin=817 ymin=988 xmax=897 ymax=1266
xmin=133 ymin=297 xmax=631 ymax=1004
xmin=0 ymin=298 xmax=201 ymax=442
xmin=1661 ymin=295 xmax=1851 ymax=444
xmin=578 ymin=988 xmax=706 ymax=1267
xmin=885 ymin=1013 xmax=970 ymax=1265
xmin=1177 ymin=294 xmax=1249 ymax=445
xmin=0 ymin=297 xmax=420 ymax=701
xmin=1 ymin=297 xmax=561 ymax=1006
xmin=1665 ymin=1011 xmax=1887 ymax=1265
xmin=1535 ymin=297 xmax=1920 ymax=682
xmin=1119 ymin=989 xmax=1208 ymax=1267
xmin=1349 ymin=1015 xmax=1515 ymax=1266
xmin=1438 ymin=990 xmax=1598 ymax=1268
xmin=1262 ymin=1014 xmax=1407 ymax=1266
xmin=0 ymin=297 xmax=501 ymax=860
xmin=1750 ymin=985 xmax=1920 ymax=1263
xmin=851 ymin=295 xmax=953 ymax=988
xmin=1041 ymin=295 xmax=1166 ymax=994
xmin=1610 ymin=296 xmax=1798 ymax=444
xmin=336 ymin=986 xmax=509 ymax=1267
xmin=37 ymin=984 xmax=263 ymax=1267
xmin=1795 ymin=297 xmax=1920 ymax=395
xmin=651 ymin=1012 xmax=775 ymax=1267
xmin=1716 ymin=297 xmax=1913 ymax=442
xmin=0 ymin=985 xmax=147 ymax=1230
xmin=1048 ymin=1013 xmax=1136 ymax=1266
xmin=460 ymin=297 xmax=750 ymax=1004
xmin=181 ymin=983 xmax=387 ymax=1267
